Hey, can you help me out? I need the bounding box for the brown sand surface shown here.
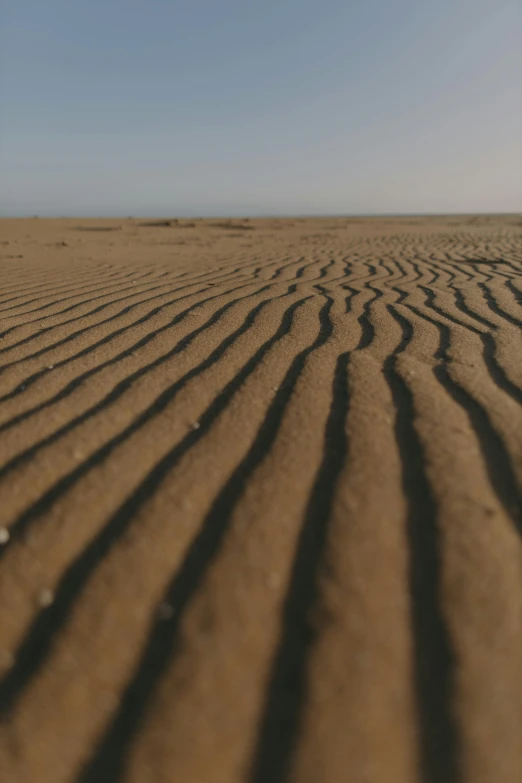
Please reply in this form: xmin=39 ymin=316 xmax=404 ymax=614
xmin=0 ymin=214 xmax=521 ymax=783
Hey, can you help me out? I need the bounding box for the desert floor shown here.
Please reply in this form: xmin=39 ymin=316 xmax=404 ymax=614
xmin=0 ymin=215 xmax=521 ymax=783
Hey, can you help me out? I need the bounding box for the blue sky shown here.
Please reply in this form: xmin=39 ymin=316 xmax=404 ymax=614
xmin=1 ymin=0 xmax=521 ymax=216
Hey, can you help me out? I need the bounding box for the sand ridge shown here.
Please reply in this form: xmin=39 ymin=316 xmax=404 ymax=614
xmin=0 ymin=215 xmax=521 ymax=783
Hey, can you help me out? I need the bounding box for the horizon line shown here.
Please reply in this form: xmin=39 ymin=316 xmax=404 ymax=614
xmin=1 ymin=211 xmax=520 ymax=220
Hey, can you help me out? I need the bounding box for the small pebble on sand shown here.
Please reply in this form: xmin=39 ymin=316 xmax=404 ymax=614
xmin=266 ymin=573 xmax=280 ymax=589
xmin=158 ymin=602 xmax=175 ymax=621
xmin=0 ymin=527 xmax=10 ymax=545
xmin=192 ymin=421 xmax=200 ymax=430
xmin=38 ymin=588 xmax=55 ymax=608
xmin=0 ymin=649 xmax=14 ymax=670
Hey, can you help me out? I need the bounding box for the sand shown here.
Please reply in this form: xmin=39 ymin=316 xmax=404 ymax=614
xmin=0 ymin=214 xmax=520 ymax=783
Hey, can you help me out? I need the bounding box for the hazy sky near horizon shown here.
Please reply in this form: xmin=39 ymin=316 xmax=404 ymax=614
xmin=1 ymin=0 xmax=521 ymax=216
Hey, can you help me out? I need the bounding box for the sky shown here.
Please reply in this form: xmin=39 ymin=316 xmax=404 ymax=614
xmin=1 ymin=0 xmax=521 ymax=217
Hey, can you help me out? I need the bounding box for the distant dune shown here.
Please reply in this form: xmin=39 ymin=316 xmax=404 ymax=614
xmin=0 ymin=215 xmax=521 ymax=782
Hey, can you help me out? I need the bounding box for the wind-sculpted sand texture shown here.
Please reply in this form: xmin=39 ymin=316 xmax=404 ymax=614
xmin=0 ymin=214 xmax=521 ymax=783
